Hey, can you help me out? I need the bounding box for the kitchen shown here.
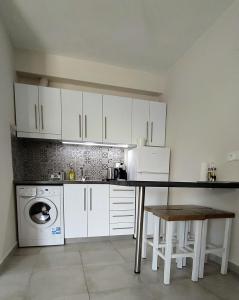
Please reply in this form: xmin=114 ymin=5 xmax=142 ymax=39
xmin=0 ymin=1 xmax=239 ymax=299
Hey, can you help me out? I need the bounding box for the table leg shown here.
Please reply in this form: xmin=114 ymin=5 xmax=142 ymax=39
xmin=134 ymin=186 xmax=145 ymax=273
xmin=221 ymin=218 xmax=232 ymax=275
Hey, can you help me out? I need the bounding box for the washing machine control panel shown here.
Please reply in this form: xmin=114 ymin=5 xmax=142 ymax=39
xmin=36 ymin=187 xmax=61 ymax=197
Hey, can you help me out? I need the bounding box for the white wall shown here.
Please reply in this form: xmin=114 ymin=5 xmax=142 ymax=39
xmin=166 ymin=1 xmax=239 ymax=266
xmin=15 ymin=49 xmax=165 ymax=93
xmin=0 ymin=20 xmax=16 ymax=264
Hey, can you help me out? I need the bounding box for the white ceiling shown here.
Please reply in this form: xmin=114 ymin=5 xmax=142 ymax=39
xmin=0 ymin=0 xmax=234 ymax=72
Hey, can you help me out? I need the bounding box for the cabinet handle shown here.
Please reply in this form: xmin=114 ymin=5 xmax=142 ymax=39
xmin=151 ymin=122 xmax=153 ymax=143
xmin=85 ymin=115 xmax=87 ymax=138
xmin=112 ymin=227 xmax=134 ymax=230
xmin=90 ymin=188 xmax=92 ymax=211
xmin=41 ymin=105 xmax=44 ymax=130
xmin=84 ymin=188 xmax=86 ymax=211
xmin=34 ymin=104 xmax=38 ymax=129
xmin=112 ymin=202 xmax=134 ymax=205
xmin=79 ymin=114 xmax=82 ymax=138
xmin=104 ymin=117 xmax=107 ymax=139
xmin=146 ymin=121 xmax=149 ymax=143
xmin=112 ymin=215 xmax=134 ymax=217
xmin=112 ymin=189 xmax=134 ymax=192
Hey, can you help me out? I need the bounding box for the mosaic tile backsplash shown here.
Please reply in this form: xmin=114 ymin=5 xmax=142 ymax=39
xmin=12 ymin=139 xmax=125 ymax=181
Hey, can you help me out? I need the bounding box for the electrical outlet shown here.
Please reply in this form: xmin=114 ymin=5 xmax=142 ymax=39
xmin=227 ymin=151 xmax=239 ymax=161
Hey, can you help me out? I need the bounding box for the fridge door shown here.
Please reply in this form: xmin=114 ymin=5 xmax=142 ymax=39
xmin=135 ymin=173 xmax=169 ymax=235
xmin=136 ymin=147 xmax=170 ymax=174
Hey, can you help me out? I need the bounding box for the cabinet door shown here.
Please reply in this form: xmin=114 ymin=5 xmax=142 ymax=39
xmin=87 ymin=185 xmax=109 ymax=237
xmin=39 ymin=86 xmax=61 ymax=135
xmin=149 ymin=102 xmax=166 ymax=146
xmin=83 ymin=92 xmax=102 ymax=143
xmin=15 ymin=83 xmax=39 ymax=133
xmin=64 ymin=184 xmax=87 ymax=238
xmin=62 ymin=89 xmax=83 ymax=141
xmin=103 ymin=95 xmax=132 ymax=144
xmin=132 ymin=99 xmax=149 ymax=145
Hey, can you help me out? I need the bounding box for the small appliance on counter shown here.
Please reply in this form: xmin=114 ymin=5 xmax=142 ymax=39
xmin=114 ymin=162 xmax=127 ymax=180
xmin=50 ymin=172 xmax=65 ymax=181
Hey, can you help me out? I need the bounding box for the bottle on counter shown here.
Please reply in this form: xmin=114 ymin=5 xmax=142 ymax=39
xmin=208 ymin=163 xmax=217 ymax=182
xmin=68 ymin=163 xmax=76 ymax=181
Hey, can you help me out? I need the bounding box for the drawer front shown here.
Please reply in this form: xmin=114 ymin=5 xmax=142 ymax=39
xmin=110 ymin=198 xmax=135 ymax=211
xmin=110 ymin=185 xmax=135 ymax=198
xmin=110 ymin=223 xmax=135 ymax=236
xmin=110 ymin=210 xmax=135 ymax=224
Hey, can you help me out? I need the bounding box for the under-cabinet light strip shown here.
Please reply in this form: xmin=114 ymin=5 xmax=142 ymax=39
xmin=62 ymin=141 xmax=129 ymax=148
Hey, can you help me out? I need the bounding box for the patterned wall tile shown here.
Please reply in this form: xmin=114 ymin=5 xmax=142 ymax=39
xmin=12 ymin=139 xmax=125 ymax=181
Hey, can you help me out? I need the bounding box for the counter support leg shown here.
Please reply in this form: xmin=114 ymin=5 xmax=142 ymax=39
xmin=134 ymin=186 xmax=145 ymax=274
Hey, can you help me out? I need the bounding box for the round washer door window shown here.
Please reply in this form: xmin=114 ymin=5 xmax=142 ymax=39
xmin=24 ymin=198 xmax=58 ymax=228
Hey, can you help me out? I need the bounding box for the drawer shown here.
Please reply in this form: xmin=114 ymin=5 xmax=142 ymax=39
xmin=110 ymin=223 xmax=135 ymax=236
xmin=110 ymin=210 xmax=135 ymax=224
xmin=110 ymin=198 xmax=135 ymax=211
xmin=110 ymin=185 xmax=135 ymax=198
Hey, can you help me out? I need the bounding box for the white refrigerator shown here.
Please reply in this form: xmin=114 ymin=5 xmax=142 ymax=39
xmin=128 ymin=146 xmax=170 ymax=235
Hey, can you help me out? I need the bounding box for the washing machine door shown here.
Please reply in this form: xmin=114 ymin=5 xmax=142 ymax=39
xmin=24 ymin=198 xmax=58 ymax=228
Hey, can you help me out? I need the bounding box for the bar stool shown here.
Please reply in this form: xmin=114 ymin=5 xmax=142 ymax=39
xmin=143 ymin=206 xmax=206 ymax=285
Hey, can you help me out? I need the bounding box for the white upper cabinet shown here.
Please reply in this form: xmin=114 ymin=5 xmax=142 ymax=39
xmin=39 ymin=86 xmax=61 ymax=135
xmin=103 ymin=95 xmax=132 ymax=144
xmin=132 ymin=99 xmax=166 ymax=147
xmin=15 ymin=83 xmax=39 ymax=133
xmin=132 ymin=99 xmax=149 ymax=145
xmin=61 ymin=89 xmax=83 ymax=141
xmin=149 ymin=102 xmax=166 ymax=146
xmin=83 ymin=92 xmax=102 ymax=143
xmin=87 ymin=185 xmax=109 ymax=237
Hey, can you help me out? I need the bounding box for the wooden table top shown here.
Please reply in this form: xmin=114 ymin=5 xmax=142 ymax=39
xmin=144 ymin=205 xmax=235 ymax=221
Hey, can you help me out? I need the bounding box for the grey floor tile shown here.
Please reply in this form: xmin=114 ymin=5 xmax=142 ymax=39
xmin=199 ymin=272 xmax=239 ymax=300
xmin=27 ymin=265 xmax=87 ymax=299
xmin=84 ymin=263 xmax=141 ymax=293
xmin=14 ymin=247 xmax=41 ymax=256
xmin=90 ymin=287 xmax=156 ymax=300
xmin=148 ymin=278 xmax=221 ymax=300
xmin=81 ymin=248 xmax=125 ymax=267
xmin=1 ymin=255 xmax=37 ymax=273
xmin=78 ymin=241 xmax=113 ymax=253
xmin=34 ymin=251 xmax=82 ymax=270
xmin=110 ymin=238 xmax=136 ymax=250
xmin=42 ymin=294 xmax=89 ymax=300
xmin=0 ymin=271 xmax=30 ymax=299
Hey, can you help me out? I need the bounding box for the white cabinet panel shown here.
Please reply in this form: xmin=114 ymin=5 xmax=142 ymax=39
xmin=149 ymin=102 xmax=166 ymax=146
xmin=103 ymin=95 xmax=132 ymax=144
xmin=87 ymin=185 xmax=109 ymax=237
xmin=64 ymin=184 xmax=87 ymax=238
xmin=83 ymin=92 xmax=102 ymax=143
xmin=39 ymin=86 xmax=61 ymax=135
xmin=15 ymin=83 xmax=39 ymax=133
xmin=132 ymin=99 xmax=149 ymax=145
xmin=62 ymin=89 xmax=83 ymax=141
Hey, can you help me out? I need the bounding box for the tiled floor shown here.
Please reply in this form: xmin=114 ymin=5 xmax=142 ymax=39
xmin=0 ymin=238 xmax=238 ymax=299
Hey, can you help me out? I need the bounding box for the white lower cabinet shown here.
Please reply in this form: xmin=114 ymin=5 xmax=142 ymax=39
xmin=64 ymin=184 xmax=109 ymax=238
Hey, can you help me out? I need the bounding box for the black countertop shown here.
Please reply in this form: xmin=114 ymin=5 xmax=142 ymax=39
xmin=14 ymin=180 xmax=239 ymax=189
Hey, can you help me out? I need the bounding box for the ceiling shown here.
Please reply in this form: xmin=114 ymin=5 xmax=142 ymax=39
xmin=0 ymin=0 xmax=234 ymax=73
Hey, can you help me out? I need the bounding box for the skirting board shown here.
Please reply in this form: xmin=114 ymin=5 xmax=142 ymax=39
xmin=0 ymin=242 xmax=18 ymax=273
xmin=65 ymin=235 xmax=134 ymax=244
xmin=209 ymin=254 xmax=239 ymax=276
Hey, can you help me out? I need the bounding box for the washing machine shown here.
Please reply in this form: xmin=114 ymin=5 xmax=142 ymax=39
xmin=16 ymin=185 xmax=64 ymax=247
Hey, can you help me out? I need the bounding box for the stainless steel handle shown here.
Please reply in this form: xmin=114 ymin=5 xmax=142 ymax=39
xmin=79 ymin=114 xmax=82 ymax=138
xmin=112 ymin=215 xmax=134 ymax=217
xmin=41 ymin=105 xmax=44 ymax=130
xmin=112 ymin=227 xmax=134 ymax=230
xmin=113 ymin=202 xmax=134 ymax=205
xmin=90 ymin=188 xmax=92 ymax=211
xmin=84 ymin=188 xmax=86 ymax=211
xmin=113 ymin=189 xmax=134 ymax=192
xmin=151 ymin=122 xmax=153 ymax=143
xmin=146 ymin=121 xmax=149 ymax=143
xmin=104 ymin=117 xmax=107 ymax=139
xmin=34 ymin=104 xmax=38 ymax=129
xmin=85 ymin=115 xmax=87 ymax=138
